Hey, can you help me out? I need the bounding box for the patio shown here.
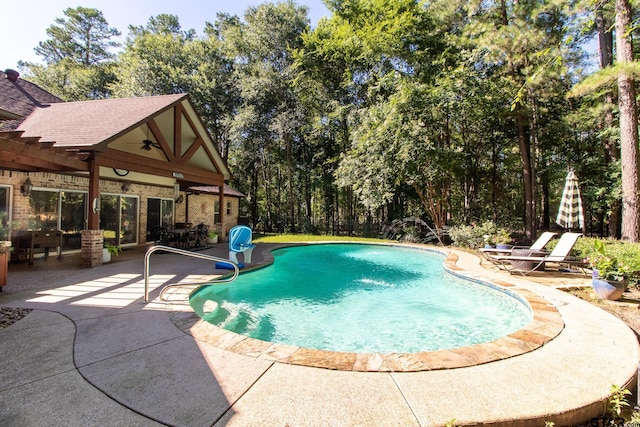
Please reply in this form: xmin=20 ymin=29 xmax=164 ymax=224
xmin=0 ymin=243 xmax=638 ymax=426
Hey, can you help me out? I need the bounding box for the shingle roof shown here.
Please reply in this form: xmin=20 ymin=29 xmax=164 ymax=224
xmin=16 ymin=93 xmax=187 ymax=148
xmin=0 ymin=69 xmax=63 ymax=131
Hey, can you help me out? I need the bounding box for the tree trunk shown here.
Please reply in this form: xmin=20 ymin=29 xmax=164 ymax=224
xmin=597 ymin=6 xmax=620 ymax=238
xmin=499 ymin=0 xmax=535 ymax=242
xmin=616 ymin=0 xmax=640 ymax=242
xmin=516 ymin=112 xmax=535 ymax=242
xmin=285 ymin=133 xmax=296 ymax=233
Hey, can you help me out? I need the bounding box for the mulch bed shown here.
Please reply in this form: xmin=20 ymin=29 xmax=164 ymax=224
xmin=0 ymin=307 xmax=32 ymax=330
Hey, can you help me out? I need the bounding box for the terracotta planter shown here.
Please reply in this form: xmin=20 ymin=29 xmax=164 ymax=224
xmin=0 ymin=241 xmax=11 ymax=288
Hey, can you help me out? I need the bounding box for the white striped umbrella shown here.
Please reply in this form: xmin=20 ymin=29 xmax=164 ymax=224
xmin=556 ymin=169 xmax=584 ymax=230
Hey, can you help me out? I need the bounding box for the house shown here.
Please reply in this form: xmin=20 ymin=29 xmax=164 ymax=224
xmin=0 ymin=69 xmax=241 ymax=266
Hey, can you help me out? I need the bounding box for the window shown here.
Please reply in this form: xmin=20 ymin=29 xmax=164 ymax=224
xmin=60 ymin=191 xmax=86 ymax=250
xmin=0 ymin=185 xmax=9 ymax=215
xmin=100 ymin=194 xmax=139 ymax=246
xmin=28 ymin=190 xmax=59 ymax=231
xmin=146 ymin=198 xmax=174 ymax=242
xmin=0 ymin=185 xmax=9 ymax=236
xmin=226 ymin=201 xmax=231 ymax=215
xmin=23 ymin=189 xmax=87 ymax=250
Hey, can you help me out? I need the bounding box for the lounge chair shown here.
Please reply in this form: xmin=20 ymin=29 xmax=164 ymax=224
xmin=228 ymin=225 xmax=256 ymax=264
xmin=490 ymin=232 xmax=584 ymax=275
xmin=480 ymin=231 xmax=557 ymax=260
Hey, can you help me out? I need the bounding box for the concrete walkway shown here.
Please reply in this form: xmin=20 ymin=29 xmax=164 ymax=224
xmin=0 ymin=243 xmax=638 ymax=426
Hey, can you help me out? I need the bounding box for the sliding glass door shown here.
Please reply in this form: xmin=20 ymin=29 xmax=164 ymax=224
xmin=146 ymin=198 xmax=174 ymax=242
xmin=100 ymin=194 xmax=139 ymax=246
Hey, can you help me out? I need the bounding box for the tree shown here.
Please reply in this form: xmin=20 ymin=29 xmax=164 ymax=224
xmin=304 ymin=0 xmax=447 ymax=231
xmin=109 ymin=15 xmax=194 ymax=97
xmin=465 ymin=0 xmax=576 ymax=241
xmin=35 ymin=7 xmax=121 ymax=66
xmin=20 ymin=7 xmax=121 ymax=100
xmin=226 ymin=2 xmax=310 ymax=232
xmin=615 ymin=0 xmax=640 ymax=241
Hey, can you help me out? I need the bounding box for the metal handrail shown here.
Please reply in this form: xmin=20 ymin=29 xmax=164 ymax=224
xmin=144 ymin=245 xmax=240 ymax=303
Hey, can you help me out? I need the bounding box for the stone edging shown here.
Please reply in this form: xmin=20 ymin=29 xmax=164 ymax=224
xmin=182 ymin=246 xmax=564 ymax=372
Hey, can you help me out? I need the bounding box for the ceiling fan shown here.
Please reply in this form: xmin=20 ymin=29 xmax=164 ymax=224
xmin=141 ymin=138 xmax=161 ymax=151
xmin=140 ymin=125 xmax=161 ymax=151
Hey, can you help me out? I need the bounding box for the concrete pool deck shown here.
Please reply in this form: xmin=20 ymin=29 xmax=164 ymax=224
xmin=0 ymin=242 xmax=638 ymax=426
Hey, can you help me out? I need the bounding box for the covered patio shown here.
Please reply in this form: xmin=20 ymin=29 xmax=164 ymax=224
xmin=0 ymin=88 xmax=232 ymax=267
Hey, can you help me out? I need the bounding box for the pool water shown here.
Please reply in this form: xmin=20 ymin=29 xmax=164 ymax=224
xmin=190 ymin=244 xmax=533 ymax=354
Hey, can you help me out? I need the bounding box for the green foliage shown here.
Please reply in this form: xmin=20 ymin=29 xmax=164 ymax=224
xmin=34 ymin=6 xmax=121 ymax=66
xmin=607 ymin=384 xmax=631 ymax=418
xmin=21 ymin=6 xmax=121 ymax=100
xmin=576 ymin=237 xmax=640 ymax=283
xmin=103 ymin=242 xmax=122 ymax=256
xmin=20 ymin=1 xmax=635 ymax=238
xmin=448 ymin=221 xmax=511 ymax=249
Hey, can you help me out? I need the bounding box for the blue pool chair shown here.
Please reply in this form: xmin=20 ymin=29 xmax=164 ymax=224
xmin=228 ymin=225 xmax=256 ymax=264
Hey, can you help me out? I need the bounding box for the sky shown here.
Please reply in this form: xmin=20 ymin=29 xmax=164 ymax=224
xmin=1 ymin=0 xmax=331 ymax=70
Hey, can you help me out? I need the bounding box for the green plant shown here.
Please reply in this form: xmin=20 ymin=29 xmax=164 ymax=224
xmin=585 ymin=239 xmax=640 ymax=283
xmin=494 ymin=228 xmax=512 ymax=245
xmin=607 ymin=384 xmax=631 ymax=418
xmin=207 ymin=231 xmax=217 ymax=239
xmin=103 ymin=242 xmax=122 ymax=256
xmin=448 ymin=221 xmax=513 ymax=249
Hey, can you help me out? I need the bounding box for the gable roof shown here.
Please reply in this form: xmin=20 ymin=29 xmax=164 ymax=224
xmin=0 ymin=69 xmax=63 ymax=131
xmin=0 ymin=72 xmax=231 ymax=184
xmin=17 ymin=93 xmax=187 ymax=149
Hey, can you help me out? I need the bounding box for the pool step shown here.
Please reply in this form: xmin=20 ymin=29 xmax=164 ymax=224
xmin=226 ymin=311 xmax=253 ymax=333
xmin=206 ymin=306 xmax=231 ymax=325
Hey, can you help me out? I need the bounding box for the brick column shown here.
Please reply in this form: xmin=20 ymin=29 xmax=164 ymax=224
xmin=81 ymin=229 xmax=104 ymax=267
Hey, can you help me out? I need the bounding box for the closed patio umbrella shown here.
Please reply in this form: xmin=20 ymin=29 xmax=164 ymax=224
xmin=556 ymin=169 xmax=584 ymax=230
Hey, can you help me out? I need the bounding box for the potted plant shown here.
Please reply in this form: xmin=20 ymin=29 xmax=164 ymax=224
xmin=587 ymin=240 xmax=628 ymax=301
xmin=0 ymin=211 xmax=12 ymax=288
xmin=103 ymin=242 xmax=122 ymax=263
xmin=494 ymin=229 xmax=512 ymax=250
xmin=207 ymin=230 xmax=218 ymax=245
xmin=482 ymin=234 xmax=495 ymax=249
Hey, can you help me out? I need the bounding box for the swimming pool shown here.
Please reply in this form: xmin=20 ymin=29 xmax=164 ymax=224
xmin=190 ymin=243 xmax=533 ymax=354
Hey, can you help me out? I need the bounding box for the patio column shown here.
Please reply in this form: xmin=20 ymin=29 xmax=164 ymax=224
xmin=87 ymin=159 xmax=100 ymax=230
xmin=82 ymin=159 xmax=103 ymax=266
xmin=218 ymin=186 xmax=225 ymax=241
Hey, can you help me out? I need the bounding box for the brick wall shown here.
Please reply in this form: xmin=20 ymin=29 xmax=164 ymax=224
xmin=184 ymin=193 xmax=240 ymax=241
xmin=1 ymin=171 xmax=240 ymax=246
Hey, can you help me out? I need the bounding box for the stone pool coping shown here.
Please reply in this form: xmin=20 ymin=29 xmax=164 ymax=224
xmin=182 ymin=245 xmax=565 ymax=372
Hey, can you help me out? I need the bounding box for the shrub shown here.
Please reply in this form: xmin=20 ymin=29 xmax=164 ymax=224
xmin=575 ymin=237 xmax=640 ymax=284
xmin=448 ymin=221 xmax=511 ymax=249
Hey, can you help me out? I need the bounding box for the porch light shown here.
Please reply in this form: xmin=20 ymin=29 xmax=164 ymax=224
xmin=21 ymin=177 xmax=33 ymax=196
xmin=121 ymin=181 xmax=131 ymax=193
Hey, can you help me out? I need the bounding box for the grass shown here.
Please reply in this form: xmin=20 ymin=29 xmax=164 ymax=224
xmin=253 ymin=233 xmax=391 ymax=244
